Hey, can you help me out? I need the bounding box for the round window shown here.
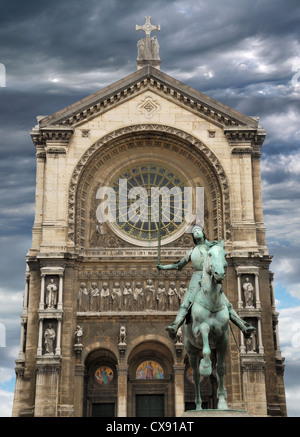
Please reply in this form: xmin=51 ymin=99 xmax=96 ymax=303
xmin=109 ymin=163 xmax=189 ymax=244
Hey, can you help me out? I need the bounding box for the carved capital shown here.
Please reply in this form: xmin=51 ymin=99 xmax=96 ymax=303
xmin=224 ymin=126 xmax=266 ymax=149
xmin=31 ymin=125 xmax=74 ymax=156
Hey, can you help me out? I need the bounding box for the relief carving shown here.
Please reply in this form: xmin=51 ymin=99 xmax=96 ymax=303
xmin=76 ymin=277 xmax=187 ymax=313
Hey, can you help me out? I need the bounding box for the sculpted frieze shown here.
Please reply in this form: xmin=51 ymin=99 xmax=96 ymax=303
xmin=76 ymin=275 xmax=192 ymax=313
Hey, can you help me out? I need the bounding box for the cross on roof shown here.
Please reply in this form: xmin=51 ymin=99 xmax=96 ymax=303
xmin=136 ymin=16 xmax=160 ymax=38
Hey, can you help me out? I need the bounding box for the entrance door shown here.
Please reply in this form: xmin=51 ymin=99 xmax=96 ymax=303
xmin=136 ymin=394 xmax=164 ymax=417
xmin=92 ymin=403 xmax=115 ymax=417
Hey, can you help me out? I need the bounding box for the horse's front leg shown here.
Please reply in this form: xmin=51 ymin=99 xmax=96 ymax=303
xmin=199 ymin=322 xmax=212 ymax=377
xmin=185 ymin=339 xmax=202 ymax=410
xmin=216 ymin=328 xmax=229 ymax=410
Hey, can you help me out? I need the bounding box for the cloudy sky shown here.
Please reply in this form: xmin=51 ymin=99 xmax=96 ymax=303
xmin=0 ymin=0 xmax=300 ymax=417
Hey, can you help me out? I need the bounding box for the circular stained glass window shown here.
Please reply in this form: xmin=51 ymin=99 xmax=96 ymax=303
xmin=109 ymin=163 xmax=188 ymax=243
xmin=94 ymin=366 xmax=114 ymax=385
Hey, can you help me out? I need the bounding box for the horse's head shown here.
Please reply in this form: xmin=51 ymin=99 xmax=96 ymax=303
xmin=205 ymin=240 xmax=228 ymax=283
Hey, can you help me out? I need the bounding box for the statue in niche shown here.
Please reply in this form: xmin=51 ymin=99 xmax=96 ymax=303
xmin=119 ymin=325 xmax=127 ymax=345
xmin=100 ymin=282 xmax=110 ymax=311
xmin=134 ymin=282 xmax=144 ymax=310
xmin=46 ymin=279 xmax=58 ymax=309
xmin=112 ymin=282 xmax=122 ymax=311
xmin=78 ymin=282 xmax=89 ymax=312
xmin=156 ymin=282 xmax=167 ymax=311
xmin=90 ymin=282 xmax=99 ymax=311
xmin=246 ymin=332 xmax=257 ymax=353
xmin=123 ymin=282 xmax=134 ymax=311
xmin=168 ymin=282 xmax=179 ymax=311
xmin=178 ymin=282 xmax=187 ymax=306
xmin=145 ymin=279 xmax=155 ymax=310
xmin=75 ymin=325 xmax=83 ymax=345
xmin=243 ymin=277 xmax=255 ymax=308
xmin=44 ymin=323 xmax=56 ymax=355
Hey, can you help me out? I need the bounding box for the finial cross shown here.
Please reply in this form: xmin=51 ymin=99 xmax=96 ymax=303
xmin=136 ymin=16 xmax=160 ymax=38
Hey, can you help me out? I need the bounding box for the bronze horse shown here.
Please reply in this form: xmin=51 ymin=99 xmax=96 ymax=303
xmin=183 ymin=240 xmax=229 ymax=410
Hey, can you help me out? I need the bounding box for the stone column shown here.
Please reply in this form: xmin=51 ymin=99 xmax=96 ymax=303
xmin=34 ymin=358 xmax=61 ymax=417
xmin=31 ymin=143 xmax=45 ymax=251
xmin=257 ymin=318 xmax=264 ymax=354
xmin=116 ymin=364 xmax=129 ymax=417
xmin=23 ymin=272 xmax=30 ymax=315
xmin=57 ymin=274 xmax=63 ymax=310
xmin=37 ymin=319 xmax=43 ymax=356
xmin=17 ymin=317 xmax=26 ymax=361
xmin=74 ymin=365 xmax=85 ymax=417
xmin=254 ymin=273 xmax=261 ymax=309
xmin=240 ymin=152 xmax=254 ymax=223
xmin=173 ymin=364 xmax=185 ymax=417
xmin=236 ymin=273 xmax=243 ymax=309
xmin=55 ymin=319 xmax=62 ymax=356
xmin=241 ymin=358 xmax=268 ymax=416
xmin=39 ymin=274 xmax=46 ymax=310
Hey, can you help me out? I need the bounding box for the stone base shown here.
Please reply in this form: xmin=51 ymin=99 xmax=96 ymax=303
xmin=182 ymin=409 xmax=253 ymax=417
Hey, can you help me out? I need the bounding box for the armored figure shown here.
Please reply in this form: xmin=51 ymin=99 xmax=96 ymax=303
xmin=157 ymin=225 xmax=256 ymax=340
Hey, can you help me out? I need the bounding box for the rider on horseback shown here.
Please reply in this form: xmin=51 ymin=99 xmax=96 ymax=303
xmin=157 ymin=225 xmax=256 ymax=341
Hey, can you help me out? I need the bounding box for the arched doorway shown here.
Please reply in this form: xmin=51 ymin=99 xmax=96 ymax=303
xmin=84 ymin=349 xmax=118 ymax=417
xmin=127 ymin=341 xmax=174 ymax=417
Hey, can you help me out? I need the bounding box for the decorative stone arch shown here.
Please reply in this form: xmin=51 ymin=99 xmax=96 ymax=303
xmin=83 ymin=348 xmax=119 ymax=417
xmin=126 ymin=339 xmax=175 ymax=416
xmin=68 ymin=124 xmax=231 ymax=248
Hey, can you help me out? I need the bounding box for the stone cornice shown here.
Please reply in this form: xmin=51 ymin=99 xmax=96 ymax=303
xmin=224 ymin=126 xmax=266 ymax=149
xmin=30 ymin=125 xmax=74 ymax=155
xmin=36 ymin=66 xmax=260 ymax=130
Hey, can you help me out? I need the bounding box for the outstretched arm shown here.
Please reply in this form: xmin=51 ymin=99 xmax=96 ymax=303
xmin=157 ymin=249 xmax=192 ymax=271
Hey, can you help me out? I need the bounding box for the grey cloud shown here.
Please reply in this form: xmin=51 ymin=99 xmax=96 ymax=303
xmin=0 ymin=0 xmax=300 ymax=416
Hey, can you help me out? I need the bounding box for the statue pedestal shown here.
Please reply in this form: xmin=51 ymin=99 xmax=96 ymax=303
xmin=181 ymin=409 xmax=253 ymax=417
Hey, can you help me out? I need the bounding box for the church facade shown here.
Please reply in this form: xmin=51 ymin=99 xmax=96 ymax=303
xmin=12 ymin=18 xmax=286 ymax=417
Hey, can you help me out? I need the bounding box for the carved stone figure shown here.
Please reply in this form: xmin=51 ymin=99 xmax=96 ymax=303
xmin=176 ymin=327 xmax=183 ymax=345
xmin=44 ymin=323 xmax=56 ymax=355
xmin=90 ymin=282 xmax=99 ymax=311
xmin=243 ymin=277 xmax=255 ymax=308
xmin=112 ymin=282 xmax=122 ymax=311
xmin=75 ymin=325 xmax=83 ymax=345
xmin=145 ymin=279 xmax=155 ymax=310
xmin=136 ymin=16 xmax=161 ymax=62
xmin=123 ymin=282 xmax=134 ymax=311
xmin=46 ymin=279 xmax=58 ymax=309
xmin=78 ymin=282 xmax=89 ymax=312
xmin=178 ymin=282 xmax=187 ymax=305
xmin=119 ymin=325 xmax=126 ymax=345
xmin=134 ymin=282 xmax=144 ymax=310
xmin=168 ymin=282 xmax=179 ymax=311
xmin=156 ymin=282 xmax=168 ymax=311
xmin=100 ymin=282 xmax=110 ymax=311
xmin=246 ymin=332 xmax=257 ymax=353
xmin=133 ymin=282 xmax=144 ymax=311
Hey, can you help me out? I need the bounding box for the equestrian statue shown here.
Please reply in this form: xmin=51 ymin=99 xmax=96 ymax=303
xmin=157 ymin=225 xmax=255 ymax=410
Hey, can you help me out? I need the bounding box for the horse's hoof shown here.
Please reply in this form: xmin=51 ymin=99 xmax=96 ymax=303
xmin=217 ymin=398 xmax=229 ymax=410
xmin=200 ymin=357 xmax=212 ymax=377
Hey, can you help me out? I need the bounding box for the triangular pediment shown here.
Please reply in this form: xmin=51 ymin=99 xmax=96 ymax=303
xmin=38 ymin=66 xmax=259 ymax=130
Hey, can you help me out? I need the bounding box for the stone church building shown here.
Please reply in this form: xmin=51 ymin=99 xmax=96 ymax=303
xmin=12 ymin=18 xmax=286 ymax=417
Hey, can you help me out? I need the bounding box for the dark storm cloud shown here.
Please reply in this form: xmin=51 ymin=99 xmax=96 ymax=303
xmin=0 ymin=0 xmax=300 ymax=416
